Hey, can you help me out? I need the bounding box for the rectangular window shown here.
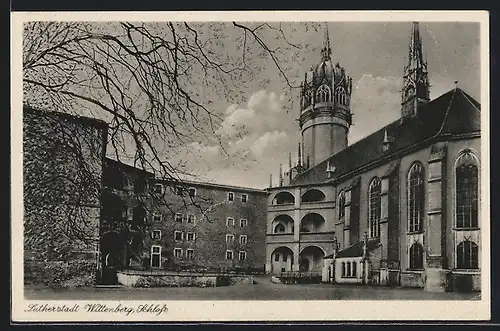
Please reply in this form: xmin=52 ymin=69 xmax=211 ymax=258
xmin=175 ymin=186 xmax=183 ymax=195
xmin=226 ymin=234 xmax=234 ymax=243
xmin=226 ymin=217 xmax=235 ymax=227
xmin=134 ymin=178 xmax=146 ymax=194
xmin=188 ymin=188 xmax=196 ymax=197
xmin=152 ymin=230 xmax=161 ymax=240
xmin=187 ymin=214 xmax=196 ymax=224
xmin=226 ymin=250 xmax=233 ymax=260
xmin=187 ymin=232 xmax=195 ymax=241
xmin=239 ymin=251 xmax=247 ymax=261
xmin=174 ymin=231 xmax=183 ymax=241
xmin=283 ymin=254 xmax=287 ymax=262
xmin=240 ymin=219 xmax=247 ymax=227
xmin=228 ymin=192 xmax=234 ymax=202
xmin=151 ymin=245 xmax=161 ymax=268
xmin=174 ymin=248 xmax=183 ymax=259
xmin=154 ymin=183 xmax=164 ymax=194
xmin=274 ymin=253 xmax=280 ymax=262
xmin=175 ymin=213 xmax=183 ymax=223
xmin=153 ymin=213 xmax=162 ymax=224
xmin=241 ymin=194 xmax=248 ymax=203
xmin=186 ymin=249 xmax=194 ymax=260
xmin=239 ymin=235 xmax=247 ymax=244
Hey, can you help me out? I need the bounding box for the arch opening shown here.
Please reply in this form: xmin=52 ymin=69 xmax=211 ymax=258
xmin=299 ymin=246 xmax=325 ymax=272
xmin=300 ymin=213 xmax=326 ymax=233
xmin=271 ymin=246 xmax=294 ymax=274
xmin=100 ymin=231 xmax=125 ymax=269
xmin=273 ymin=191 xmax=295 ymax=205
xmin=301 ymin=189 xmax=326 ymax=203
xmin=272 ymin=214 xmax=295 ymax=234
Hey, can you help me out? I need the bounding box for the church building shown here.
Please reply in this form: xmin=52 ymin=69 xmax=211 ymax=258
xmin=265 ymin=22 xmax=481 ymax=292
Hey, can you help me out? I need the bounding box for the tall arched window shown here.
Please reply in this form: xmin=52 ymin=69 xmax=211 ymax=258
xmin=335 ymin=86 xmax=347 ymax=105
xmin=456 ymin=240 xmax=479 ymax=269
xmin=408 ymin=162 xmax=424 ymax=232
xmin=409 ymin=242 xmax=424 ymax=269
xmin=316 ymin=85 xmax=331 ymax=103
xmin=368 ymin=177 xmax=381 ymax=238
xmin=455 ymin=151 xmax=479 ymax=229
xmin=338 ymin=190 xmax=346 ymax=219
xmin=342 ymin=262 xmax=346 ymax=277
xmin=352 ymin=261 xmax=357 ymax=277
xmin=346 ymin=262 xmax=351 ymax=276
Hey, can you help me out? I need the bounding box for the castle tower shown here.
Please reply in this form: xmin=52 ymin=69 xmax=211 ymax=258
xmin=298 ymin=23 xmax=353 ymax=167
xmin=401 ymin=22 xmax=430 ymax=119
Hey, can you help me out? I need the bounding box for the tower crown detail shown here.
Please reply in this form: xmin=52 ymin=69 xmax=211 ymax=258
xmin=299 ymin=24 xmax=353 ymax=113
xmin=297 ymin=23 xmax=353 ymax=169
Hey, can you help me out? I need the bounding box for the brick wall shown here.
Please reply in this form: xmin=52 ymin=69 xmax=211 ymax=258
xmin=148 ymin=182 xmax=268 ymax=271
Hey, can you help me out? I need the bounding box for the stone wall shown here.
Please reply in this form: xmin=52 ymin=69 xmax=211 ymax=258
xmin=448 ymin=272 xmax=481 ymax=292
xmin=117 ymin=271 xmax=254 ymax=288
xmin=23 ymin=107 xmax=107 ymax=263
xmin=400 ymin=271 xmax=424 ymax=288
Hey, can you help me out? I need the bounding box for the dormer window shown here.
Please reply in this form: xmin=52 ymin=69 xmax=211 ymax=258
xmin=326 ymin=160 xmax=336 ymax=178
xmin=382 ymin=129 xmax=394 ymax=152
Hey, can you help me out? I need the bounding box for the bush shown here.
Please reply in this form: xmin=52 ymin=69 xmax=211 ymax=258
xmin=25 ymin=259 xmax=97 ymax=288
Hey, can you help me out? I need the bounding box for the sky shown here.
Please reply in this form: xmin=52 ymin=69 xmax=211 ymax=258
xmin=168 ymin=21 xmax=481 ymax=189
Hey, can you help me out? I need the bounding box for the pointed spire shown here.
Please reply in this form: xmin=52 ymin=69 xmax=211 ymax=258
xmin=297 ymin=143 xmax=302 ymax=167
xmin=320 ymin=22 xmax=331 ymax=61
xmin=279 ymin=164 xmax=283 ymax=187
xmin=408 ymin=22 xmax=424 ymax=67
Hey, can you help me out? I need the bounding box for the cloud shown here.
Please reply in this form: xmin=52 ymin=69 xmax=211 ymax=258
xmin=349 ymin=74 xmax=402 ymax=144
xmin=176 ymin=90 xmax=298 ymax=188
xmin=250 ymin=130 xmax=289 ymax=159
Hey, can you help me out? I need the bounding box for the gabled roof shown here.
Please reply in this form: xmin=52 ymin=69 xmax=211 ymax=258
xmin=290 ymin=88 xmax=480 ymax=186
xmin=335 ymin=240 xmax=380 ymax=258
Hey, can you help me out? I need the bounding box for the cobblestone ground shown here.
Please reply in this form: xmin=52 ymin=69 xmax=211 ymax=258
xmin=25 ymin=276 xmax=479 ymax=301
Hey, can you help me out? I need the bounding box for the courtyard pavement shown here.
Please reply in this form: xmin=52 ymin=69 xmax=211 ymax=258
xmin=24 ymin=276 xmax=480 ymax=301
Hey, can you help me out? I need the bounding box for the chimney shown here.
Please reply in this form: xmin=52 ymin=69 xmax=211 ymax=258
xmin=269 ymin=174 xmax=273 ymax=188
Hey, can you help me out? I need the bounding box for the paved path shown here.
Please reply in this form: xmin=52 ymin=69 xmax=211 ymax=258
xmin=25 ymin=276 xmax=479 ymax=301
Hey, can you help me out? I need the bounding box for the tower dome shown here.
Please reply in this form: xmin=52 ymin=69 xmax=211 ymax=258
xmin=313 ymin=60 xmax=335 ymax=85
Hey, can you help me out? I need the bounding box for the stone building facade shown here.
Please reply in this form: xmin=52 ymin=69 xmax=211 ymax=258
xmin=23 ymin=107 xmax=108 ymax=263
xmin=149 ymin=180 xmax=268 ymax=271
xmin=100 ymin=158 xmax=155 ymax=271
xmin=266 ymin=22 xmax=481 ymax=292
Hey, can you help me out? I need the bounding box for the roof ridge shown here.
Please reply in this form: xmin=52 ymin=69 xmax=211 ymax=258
xmin=337 ymin=241 xmax=361 ymax=252
xmin=436 ymin=87 xmax=459 ymax=136
xmin=458 ymin=88 xmax=481 ymax=113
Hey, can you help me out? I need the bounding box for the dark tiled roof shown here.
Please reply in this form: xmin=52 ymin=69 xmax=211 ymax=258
xmin=290 ymin=88 xmax=480 ymax=186
xmin=104 ymin=157 xmax=155 ymax=177
xmin=23 ymin=106 xmax=109 ymax=129
xmin=335 ymin=240 xmax=380 ymax=258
